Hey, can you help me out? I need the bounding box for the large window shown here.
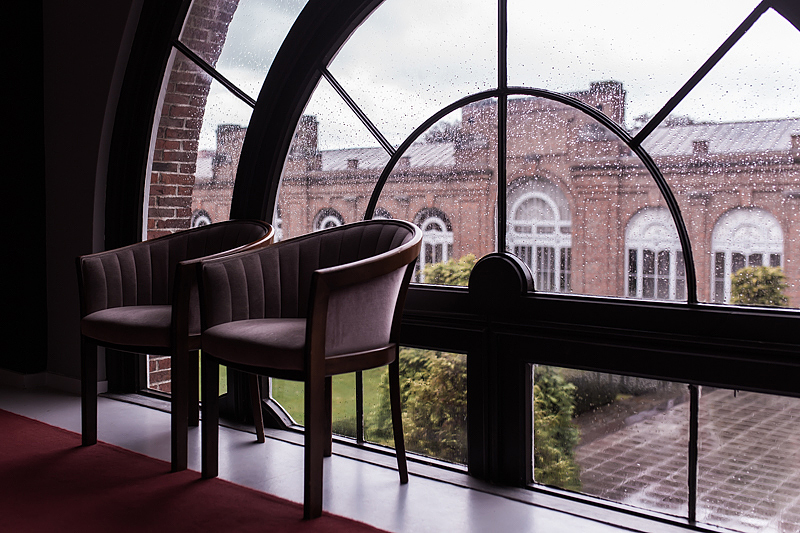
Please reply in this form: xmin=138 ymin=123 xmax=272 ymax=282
xmin=711 ymin=208 xmax=784 ymax=303
xmin=625 ymin=208 xmax=687 ymax=301
xmin=508 ymin=178 xmax=572 ymax=293
xmin=132 ymin=1 xmax=800 ymax=531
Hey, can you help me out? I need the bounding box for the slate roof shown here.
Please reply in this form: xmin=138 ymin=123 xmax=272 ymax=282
xmin=314 ymin=118 xmax=799 ymax=169
xmin=642 ymin=118 xmax=800 ymax=157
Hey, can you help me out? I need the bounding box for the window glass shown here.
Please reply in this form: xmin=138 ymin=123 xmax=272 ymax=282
xmin=698 ymin=389 xmax=800 ymax=532
xmin=375 ymin=103 xmax=498 ymax=286
xmin=179 ymin=0 xmax=308 ymax=100
xmin=533 ymin=365 xmax=690 ymax=518
xmin=506 ymin=96 xmax=681 ymax=298
xmin=507 ymin=0 xmax=759 ymax=130
xmin=327 ymin=0 xmax=496 ymax=147
xmin=643 ymin=9 xmax=800 ymax=308
xmin=271 ymin=374 xmax=360 ymax=438
xmin=271 ymin=348 xmax=467 ymax=465
xmin=365 ymin=348 xmax=467 ymax=465
xmin=276 ymin=78 xmax=385 ymax=240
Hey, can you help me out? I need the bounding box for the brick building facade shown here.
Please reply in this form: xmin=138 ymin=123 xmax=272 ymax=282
xmin=190 ymin=81 xmax=800 ymax=306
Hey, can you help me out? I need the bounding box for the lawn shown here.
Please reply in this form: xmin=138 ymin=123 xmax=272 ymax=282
xmin=271 ymin=366 xmax=387 ymax=440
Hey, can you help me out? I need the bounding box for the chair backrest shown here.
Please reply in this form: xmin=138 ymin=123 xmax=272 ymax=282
xmin=199 ymin=220 xmax=421 ymax=330
xmin=77 ymin=220 xmax=273 ymax=317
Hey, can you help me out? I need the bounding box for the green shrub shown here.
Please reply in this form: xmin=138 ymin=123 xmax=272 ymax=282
xmin=373 ymin=349 xmax=468 ymax=464
xmin=730 ymin=266 xmax=789 ymax=307
xmin=421 ymin=254 xmax=476 ymax=286
xmin=533 ymin=366 xmax=581 ymax=490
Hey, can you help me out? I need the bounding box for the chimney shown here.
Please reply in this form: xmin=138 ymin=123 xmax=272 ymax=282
xmin=693 ymin=140 xmax=709 ymax=156
xmin=792 ymin=134 xmax=799 ymax=164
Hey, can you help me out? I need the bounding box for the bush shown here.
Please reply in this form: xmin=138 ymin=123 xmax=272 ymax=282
xmin=372 ymin=349 xmax=468 ymax=464
xmin=421 ymin=254 xmax=476 ymax=286
xmin=533 ymin=366 xmax=581 ymax=490
xmin=730 ymin=266 xmax=789 ymax=307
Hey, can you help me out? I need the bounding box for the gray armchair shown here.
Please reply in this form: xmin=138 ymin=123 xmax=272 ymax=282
xmin=77 ymin=219 xmax=274 ymax=471
xmin=197 ymin=219 xmax=422 ymax=518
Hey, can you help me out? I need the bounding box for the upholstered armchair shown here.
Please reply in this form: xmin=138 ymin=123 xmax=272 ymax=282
xmin=77 ymin=219 xmax=274 ymax=471
xmin=197 ymin=219 xmax=422 ymax=518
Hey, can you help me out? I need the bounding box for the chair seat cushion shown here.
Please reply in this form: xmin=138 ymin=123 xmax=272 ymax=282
xmin=202 ymin=318 xmax=307 ymax=371
xmin=81 ymin=305 xmax=172 ymax=348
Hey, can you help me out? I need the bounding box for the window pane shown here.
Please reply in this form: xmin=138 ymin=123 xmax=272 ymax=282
xmin=328 ymin=0 xmax=496 ymax=147
xmin=643 ymin=9 xmax=799 ymax=308
xmin=376 ymin=104 xmax=498 ymax=286
xmin=533 ymin=366 xmax=689 ymax=518
xmin=365 ymin=348 xmax=467 ymax=465
xmin=506 ymin=96 xmax=685 ymax=299
xmin=179 ymin=0 xmax=308 ymax=100
xmin=698 ymin=389 xmax=800 ymax=532
xmin=508 ymin=0 xmax=759 ymax=130
xmin=276 ymin=77 xmax=384 ymax=240
xmin=270 ymin=375 xmax=360 ymax=438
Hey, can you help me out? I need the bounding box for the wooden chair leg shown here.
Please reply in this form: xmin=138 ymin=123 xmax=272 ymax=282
xmin=389 ymin=358 xmax=409 ymax=484
xmin=188 ymin=350 xmax=200 ymax=427
xmin=304 ymin=371 xmax=325 ymax=519
xmin=324 ymin=376 xmax=332 ymax=457
xmin=170 ymin=350 xmax=189 ymax=472
xmin=80 ymin=337 xmax=97 ymax=447
xmin=249 ymin=374 xmax=265 ymax=443
xmin=201 ymin=352 xmax=219 ymax=479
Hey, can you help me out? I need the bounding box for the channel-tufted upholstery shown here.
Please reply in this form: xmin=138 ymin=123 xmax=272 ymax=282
xmin=77 ymin=219 xmax=274 ymax=472
xmin=197 ymin=219 xmax=422 ymax=519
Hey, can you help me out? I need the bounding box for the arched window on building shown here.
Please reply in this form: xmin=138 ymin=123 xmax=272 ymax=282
xmin=414 ymin=208 xmax=453 ymax=282
xmin=625 ymin=207 xmax=686 ymax=301
xmin=191 ymin=209 xmax=212 ymax=228
xmin=711 ymin=208 xmax=784 ymax=303
xmin=273 ymin=204 xmax=283 ymax=241
xmin=313 ymin=207 xmax=344 ymax=231
xmin=373 ymin=207 xmax=392 ymax=220
xmin=507 ymin=178 xmax=572 ymax=293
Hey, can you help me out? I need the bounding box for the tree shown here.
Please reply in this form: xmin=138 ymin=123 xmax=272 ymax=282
xmin=730 ymin=266 xmax=789 ymax=307
xmin=421 ymin=254 xmax=476 ymax=286
xmin=533 ymin=366 xmax=582 ymax=491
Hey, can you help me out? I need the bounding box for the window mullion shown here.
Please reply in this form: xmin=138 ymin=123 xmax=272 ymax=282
xmin=688 ymin=384 xmax=700 ymax=523
xmin=497 ymin=0 xmax=509 ymax=253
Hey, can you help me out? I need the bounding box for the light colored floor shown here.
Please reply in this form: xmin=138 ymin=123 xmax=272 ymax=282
xmin=0 ymin=385 xmax=688 ymax=533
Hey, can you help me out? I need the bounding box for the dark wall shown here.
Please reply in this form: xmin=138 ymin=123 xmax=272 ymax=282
xmin=3 ymin=2 xmax=47 ymax=374
xmin=27 ymin=0 xmax=139 ymax=381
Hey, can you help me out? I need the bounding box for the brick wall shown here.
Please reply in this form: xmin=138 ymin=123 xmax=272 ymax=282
xmin=146 ymin=0 xmax=239 ymax=392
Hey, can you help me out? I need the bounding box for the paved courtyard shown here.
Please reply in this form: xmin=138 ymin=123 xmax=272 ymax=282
xmin=574 ymin=388 xmax=800 ymax=533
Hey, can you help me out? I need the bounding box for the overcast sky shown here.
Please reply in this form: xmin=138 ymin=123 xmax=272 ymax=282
xmin=196 ymin=0 xmax=800 ymax=151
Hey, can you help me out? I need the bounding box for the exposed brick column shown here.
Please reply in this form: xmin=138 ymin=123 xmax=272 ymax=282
xmin=146 ymin=0 xmax=239 ymax=391
xmin=146 ymin=0 xmax=239 ymax=241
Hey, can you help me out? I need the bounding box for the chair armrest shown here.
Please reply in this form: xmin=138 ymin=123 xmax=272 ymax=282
xmin=308 ymin=232 xmax=422 ymax=358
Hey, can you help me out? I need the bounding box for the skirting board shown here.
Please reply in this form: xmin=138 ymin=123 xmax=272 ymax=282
xmin=0 ymin=369 xmax=107 ymax=395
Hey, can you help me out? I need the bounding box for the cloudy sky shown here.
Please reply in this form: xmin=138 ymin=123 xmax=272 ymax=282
xmin=196 ymin=0 xmax=799 ymax=151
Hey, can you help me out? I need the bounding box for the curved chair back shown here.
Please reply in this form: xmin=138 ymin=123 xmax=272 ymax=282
xmin=78 ymin=220 xmax=274 ymax=318
xmin=200 ymin=220 xmax=421 ymax=332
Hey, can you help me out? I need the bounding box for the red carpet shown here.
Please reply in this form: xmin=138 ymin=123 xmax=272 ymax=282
xmin=0 ymin=409 xmax=388 ymax=532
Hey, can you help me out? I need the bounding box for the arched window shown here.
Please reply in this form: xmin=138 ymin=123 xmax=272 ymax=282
xmin=625 ymin=208 xmax=686 ymax=301
xmin=118 ymin=2 xmax=800 ymax=530
xmin=414 ymin=208 xmax=454 ymax=281
xmin=711 ymin=208 xmax=784 ymax=303
xmin=508 ymin=178 xmax=572 ymax=293
xmin=190 ymin=209 xmax=213 ymax=228
xmin=313 ymin=208 xmax=344 ymax=231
